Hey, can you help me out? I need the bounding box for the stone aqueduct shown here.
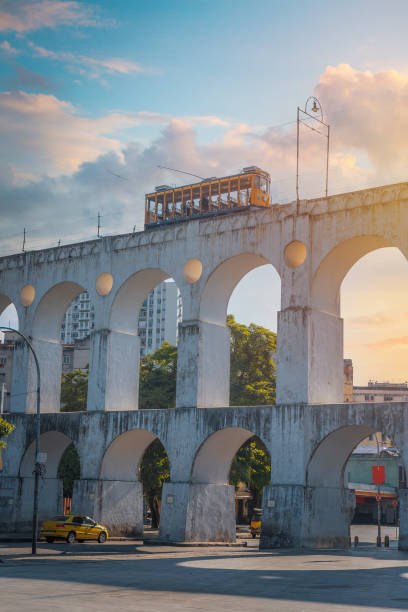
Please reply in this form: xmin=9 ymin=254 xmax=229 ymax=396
xmin=1 ymin=181 xmax=408 ymax=548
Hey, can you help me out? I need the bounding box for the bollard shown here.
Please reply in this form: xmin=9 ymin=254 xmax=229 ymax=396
xmin=384 ymin=535 xmax=390 ymax=548
xmin=376 ymin=535 xmax=381 ymax=547
xmin=354 ymin=535 xmax=359 ymax=547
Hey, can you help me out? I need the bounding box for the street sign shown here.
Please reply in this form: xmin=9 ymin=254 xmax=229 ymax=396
xmin=392 ymin=499 xmax=399 ymax=507
xmin=372 ymin=465 xmax=385 ymax=485
xmin=376 ymin=494 xmax=382 ymax=502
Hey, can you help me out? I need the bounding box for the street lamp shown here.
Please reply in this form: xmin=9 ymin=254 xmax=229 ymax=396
xmin=296 ymin=96 xmax=330 ymax=206
xmin=0 ymin=326 xmax=41 ymax=554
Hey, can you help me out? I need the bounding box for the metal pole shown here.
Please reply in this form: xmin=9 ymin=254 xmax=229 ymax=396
xmin=326 ymin=125 xmax=330 ymax=198
xmin=0 ymin=382 xmax=4 ymax=414
xmin=375 ymin=434 xmax=381 ymax=546
xmin=0 ymin=326 xmax=41 ymax=554
xmin=296 ymin=106 xmax=300 ymax=208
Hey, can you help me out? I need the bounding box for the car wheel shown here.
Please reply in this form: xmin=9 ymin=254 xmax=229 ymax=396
xmin=98 ymin=531 xmax=107 ymax=543
xmin=66 ymin=531 xmax=76 ymax=544
xmin=46 ymin=537 xmax=55 ymax=543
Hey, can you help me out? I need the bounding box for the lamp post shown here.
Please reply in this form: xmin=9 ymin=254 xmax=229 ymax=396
xmin=0 ymin=326 xmax=41 ymax=554
xmin=296 ymin=96 xmax=330 ymax=208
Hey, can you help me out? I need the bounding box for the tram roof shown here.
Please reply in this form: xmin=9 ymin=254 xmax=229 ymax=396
xmin=146 ymin=167 xmax=270 ymax=197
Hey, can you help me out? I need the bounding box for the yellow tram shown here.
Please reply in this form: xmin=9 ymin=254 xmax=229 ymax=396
xmin=144 ymin=166 xmax=271 ymax=228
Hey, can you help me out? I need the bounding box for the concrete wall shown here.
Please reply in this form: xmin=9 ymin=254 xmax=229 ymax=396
xmin=1 ymin=402 xmax=408 ymax=548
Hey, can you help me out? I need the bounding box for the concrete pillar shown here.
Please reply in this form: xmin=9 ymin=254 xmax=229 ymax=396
xmin=398 ymin=488 xmax=408 ymax=550
xmin=159 ymin=482 xmax=236 ymax=542
xmin=260 ymin=485 xmax=354 ymax=549
xmin=72 ymin=479 xmax=144 ymax=536
xmin=260 ymin=484 xmax=304 ymax=548
xmin=13 ymin=477 xmax=63 ymax=532
xmin=10 ymin=337 xmax=62 ymax=413
xmin=276 ymin=307 xmax=344 ymax=404
xmin=87 ymin=329 xmax=140 ymax=411
xmin=302 ymin=486 xmax=354 ymax=548
xmin=176 ymin=320 xmax=230 ymax=408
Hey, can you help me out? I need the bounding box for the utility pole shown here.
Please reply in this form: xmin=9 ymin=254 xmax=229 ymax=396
xmin=296 ymin=96 xmax=330 ymax=206
xmin=22 ymin=228 xmax=26 ymax=253
xmin=97 ymin=212 xmax=101 ymax=238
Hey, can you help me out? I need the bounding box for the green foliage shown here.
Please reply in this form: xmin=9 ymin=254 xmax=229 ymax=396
xmin=140 ymin=438 xmax=170 ymax=527
xmin=227 ymin=314 xmax=276 ymax=406
xmin=229 ymin=436 xmax=271 ymax=507
xmin=0 ymin=416 xmax=14 ymax=450
xmin=61 ymin=368 xmax=88 ymax=412
xmin=57 ymin=444 xmax=80 ymax=497
xmin=139 ymin=342 xmax=177 ymax=409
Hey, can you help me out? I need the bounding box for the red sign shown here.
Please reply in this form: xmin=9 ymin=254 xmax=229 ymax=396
xmin=372 ymin=465 xmax=385 ymax=485
xmin=376 ymin=494 xmax=382 ymax=502
xmin=392 ymin=499 xmax=399 ymax=507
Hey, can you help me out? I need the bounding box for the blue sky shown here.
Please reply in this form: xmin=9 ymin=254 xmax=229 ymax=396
xmin=1 ymin=0 xmax=408 ymax=384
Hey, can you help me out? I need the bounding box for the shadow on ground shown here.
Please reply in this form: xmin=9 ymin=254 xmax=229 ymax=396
xmin=1 ymin=543 xmax=408 ymax=608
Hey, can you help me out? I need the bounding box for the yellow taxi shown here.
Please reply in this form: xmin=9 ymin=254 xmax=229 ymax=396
xmin=40 ymin=514 xmax=109 ymax=544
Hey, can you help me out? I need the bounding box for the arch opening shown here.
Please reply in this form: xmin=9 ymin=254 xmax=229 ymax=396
xmin=201 ymin=253 xmax=279 ymax=326
xmin=191 ymin=427 xmax=271 ymax=542
xmin=226 ymin=258 xmax=280 ymax=407
xmin=0 ymin=295 xmax=19 ymax=414
xmin=307 ymin=426 xmax=405 ymax=546
xmin=100 ymin=429 xmax=170 ymax=535
xmin=18 ymin=431 xmax=78 ymax=529
xmin=59 ymin=288 xmax=95 ymax=413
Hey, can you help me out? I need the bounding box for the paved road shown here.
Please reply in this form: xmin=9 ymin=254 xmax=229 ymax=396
xmin=0 ymin=527 xmax=407 ymax=611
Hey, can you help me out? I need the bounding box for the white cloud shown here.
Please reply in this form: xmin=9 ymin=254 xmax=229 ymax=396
xmin=28 ymin=42 xmax=151 ymax=78
xmin=0 ymin=39 xmax=18 ymax=54
xmin=0 ymin=1 xmax=107 ymax=33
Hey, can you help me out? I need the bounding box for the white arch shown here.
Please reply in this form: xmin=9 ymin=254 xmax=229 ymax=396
xmin=311 ymin=236 xmax=397 ymax=315
xmin=191 ymin=427 xmax=269 ymax=485
xmin=0 ymin=292 xmax=12 ymax=316
xmin=307 ymin=425 xmax=379 ymax=489
xmin=110 ymin=268 xmax=172 ymax=333
xmin=20 ymin=431 xmax=76 ymax=478
xmin=200 ymin=253 xmax=278 ymax=325
xmin=33 ymin=281 xmax=86 ymax=342
xmin=100 ymin=429 xmax=167 ymax=481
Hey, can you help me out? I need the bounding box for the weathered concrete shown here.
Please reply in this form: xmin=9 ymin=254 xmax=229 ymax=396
xmin=1 ymin=402 xmax=407 ymax=549
xmin=1 ymin=182 xmax=408 ymax=548
xmin=1 ymin=182 xmax=407 ymax=411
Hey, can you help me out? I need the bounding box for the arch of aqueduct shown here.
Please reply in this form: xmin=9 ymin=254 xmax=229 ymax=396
xmin=1 ymin=181 xmax=408 ymax=548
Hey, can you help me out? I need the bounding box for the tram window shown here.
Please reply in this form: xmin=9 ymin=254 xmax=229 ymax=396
xmin=261 ymin=177 xmax=267 ymax=192
xmin=254 ymin=176 xmax=260 ymax=188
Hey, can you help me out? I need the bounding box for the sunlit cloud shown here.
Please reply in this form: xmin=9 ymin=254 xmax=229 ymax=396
xmin=0 ymin=1 xmax=108 ymax=33
xmin=349 ymin=313 xmax=395 ymax=327
xmin=365 ymin=336 xmax=408 ymax=349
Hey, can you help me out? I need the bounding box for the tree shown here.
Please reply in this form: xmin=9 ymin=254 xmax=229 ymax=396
xmin=140 ymin=438 xmax=170 ymax=528
xmin=229 ymin=436 xmax=271 ymax=511
xmin=57 ymin=443 xmax=80 ymax=497
xmin=227 ymin=314 xmax=276 ymax=406
xmin=0 ymin=416 xmax=14 ymax=450
xmin=139 ymin=342 xmax=177 ymax=409
xmin=61 ymin=368 xmax=88 ymax=412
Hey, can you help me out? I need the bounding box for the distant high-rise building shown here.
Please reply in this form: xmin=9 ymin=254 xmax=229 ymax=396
xmin=61 ymin=281 xmax=182 ymax=355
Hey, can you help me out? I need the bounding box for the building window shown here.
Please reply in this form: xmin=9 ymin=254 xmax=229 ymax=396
xmin=63 ymin=355 xmax=72 ymax=365
xmin=364 ymin=394 xmax=370 ymax=401
xmin=384 ymin=395 xmax=393 ymax=401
